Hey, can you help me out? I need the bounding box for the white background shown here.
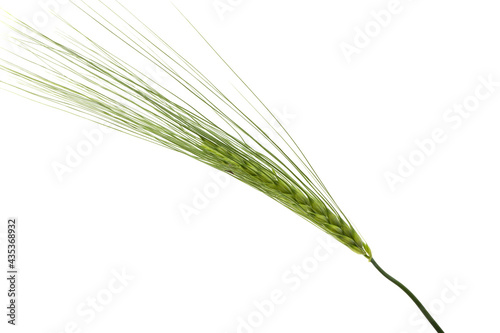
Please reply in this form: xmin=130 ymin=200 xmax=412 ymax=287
xmin=0 ymin=0 xmax=499 ymax=332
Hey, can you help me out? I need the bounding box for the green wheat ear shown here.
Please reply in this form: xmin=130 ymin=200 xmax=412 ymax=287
xmin=200 ymin=136 xmax=371 ymax=258
xmin=0 ymin=1 xmax=444 ymax=332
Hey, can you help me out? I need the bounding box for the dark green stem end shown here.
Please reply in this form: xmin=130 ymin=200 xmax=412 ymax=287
xmin=370 ymin=258 xmax=445 ymax=333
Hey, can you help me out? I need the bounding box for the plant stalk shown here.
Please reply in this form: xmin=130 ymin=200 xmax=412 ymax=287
xmin=370 ymin=258 xmax=445 ymax=333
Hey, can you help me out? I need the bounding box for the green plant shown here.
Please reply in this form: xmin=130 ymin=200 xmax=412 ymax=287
xmin=0 ymin=2 xmax=445 ymax=332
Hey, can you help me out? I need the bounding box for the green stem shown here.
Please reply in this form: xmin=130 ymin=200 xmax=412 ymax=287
xmin=370 ymin=258 xmax=445 ymax=333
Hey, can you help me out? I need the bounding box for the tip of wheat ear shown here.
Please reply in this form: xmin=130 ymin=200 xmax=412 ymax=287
xmin=201 ymin=138 xmax=372 ymax=260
